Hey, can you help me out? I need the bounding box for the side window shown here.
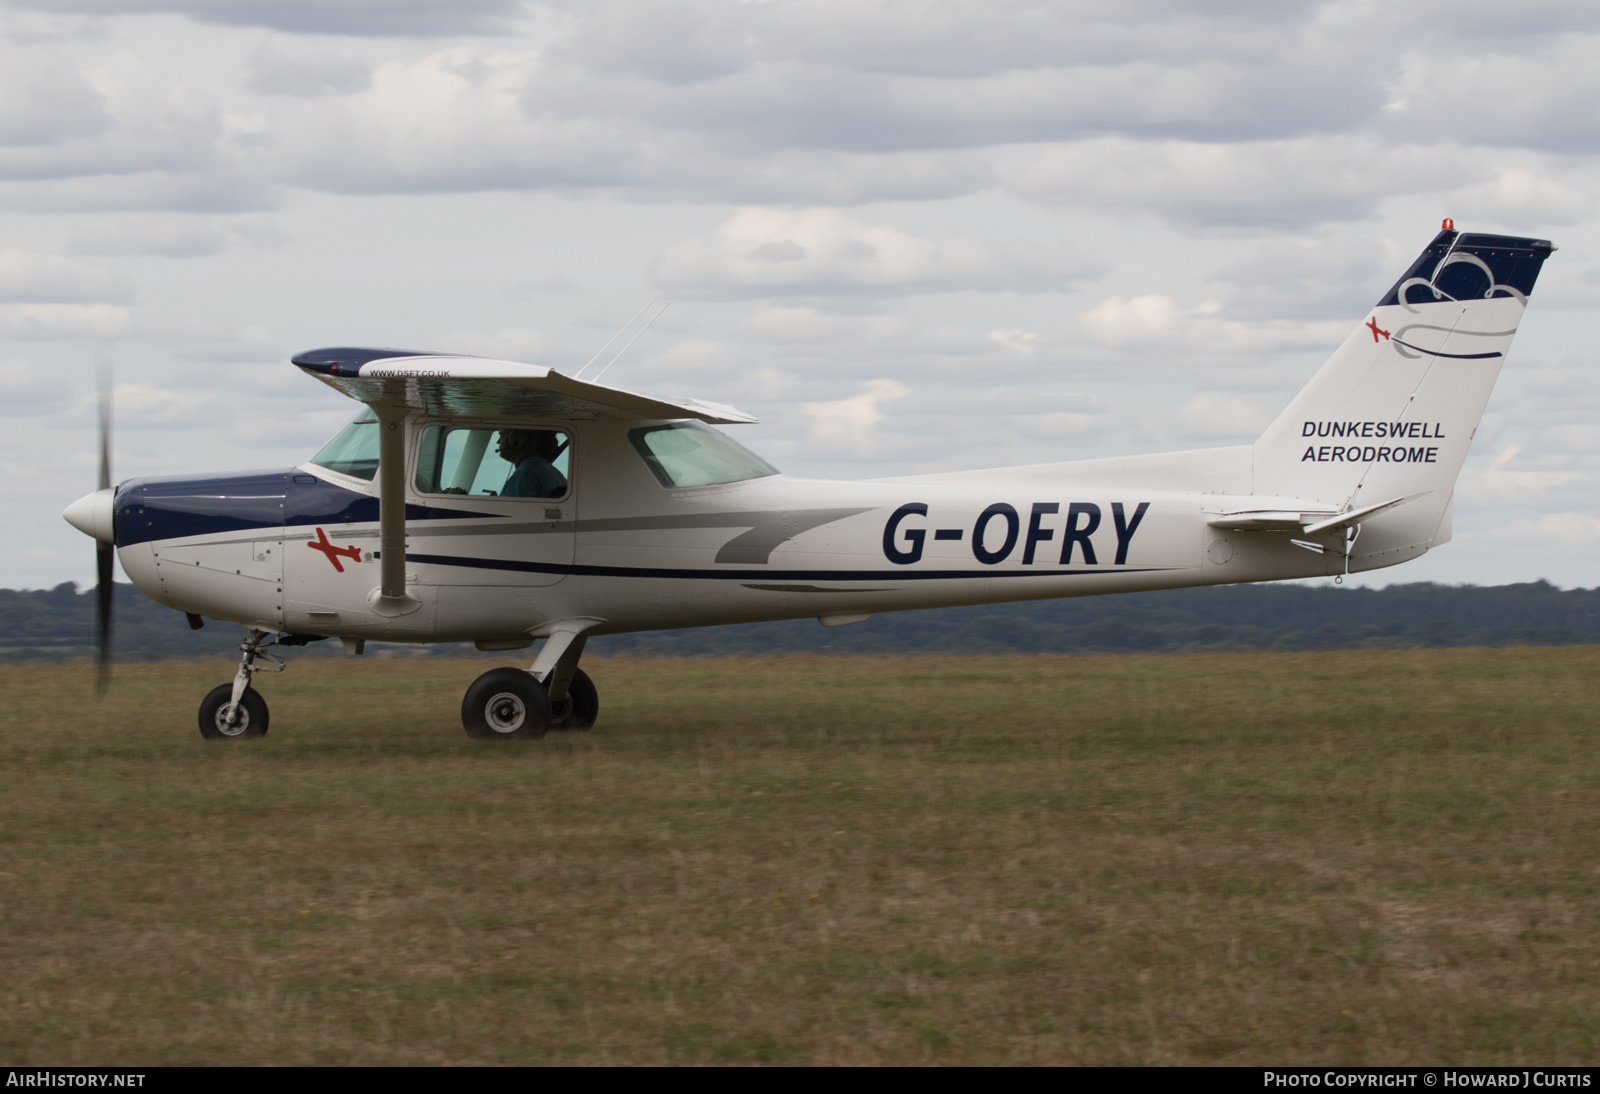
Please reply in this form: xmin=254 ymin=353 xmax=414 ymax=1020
xmin=628 ymin=422 xmax=778 ymax=488
xmin=414 ymin=426 xmax=570 ymax=499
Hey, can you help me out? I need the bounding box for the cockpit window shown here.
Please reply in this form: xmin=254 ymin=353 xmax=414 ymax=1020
xmin=309 ymin=412 xmax=380 ymax=481
xmin=414 ymin=425 xmax=570 ymax=499
xmin=628 ymin=422 xmax=778 ymax=489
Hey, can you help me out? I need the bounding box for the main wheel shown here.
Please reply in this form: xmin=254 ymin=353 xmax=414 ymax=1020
xmin=548 ymin=667 xmax=599 ymax=731
xmin=198 ymin=684 xmax=269 ymax=740
xmin=462 ymin=668 xmax=551 ymax=740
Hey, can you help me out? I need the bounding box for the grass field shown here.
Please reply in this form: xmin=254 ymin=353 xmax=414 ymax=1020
xmin=1 ymin=649 xmax=1597 ymax=1065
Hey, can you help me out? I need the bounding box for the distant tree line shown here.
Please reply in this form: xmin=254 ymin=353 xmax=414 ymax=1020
xmin=3 ymin=579 xmax=1598 ymax=664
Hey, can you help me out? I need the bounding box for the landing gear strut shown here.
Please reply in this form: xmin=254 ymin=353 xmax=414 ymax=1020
xmin=461 ymin=622 xmax=601 ymax=740
xmin=198 ymin=628 xmax=284 ymax=740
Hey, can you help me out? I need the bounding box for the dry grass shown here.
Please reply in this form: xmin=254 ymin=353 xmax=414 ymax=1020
xmin=1 ymin=649 xmax=1597 ymax=1065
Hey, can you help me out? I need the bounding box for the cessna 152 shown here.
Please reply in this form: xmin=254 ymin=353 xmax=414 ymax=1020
xmin=62 ymin=223 xmax=1553 ymax=741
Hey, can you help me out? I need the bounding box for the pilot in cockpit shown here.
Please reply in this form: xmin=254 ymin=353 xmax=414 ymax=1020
xmin=497 ymin=429 xmax=568 ymax=498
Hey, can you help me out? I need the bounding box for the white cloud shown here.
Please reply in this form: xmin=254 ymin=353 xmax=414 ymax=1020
xmin=90 ymin=380 xmax=224 ymax=427
xmin=1004 ymin=411 xmax=1111 ymax=441
xmin=422 ymin=326 xmax=552 ymax=363
xmin=1010 ymin=136 xmax=1484 ymax=228
xmin=625 ymin=338 xmax=745 ymax=386
xmin=741 ymin=306 xmax=910 ymax=344
xmin=804 ymin=378 xmax=909 ymax=454
xmin=1174 ymin=391 xmax=1269 ymax=440
xmin=0 ymin=48 xmax=107 ymax=146
xmin=0 ymin=303 xmax=133 ymax=339
xmin=1081 ymin=293 xmax=1348 ymax=353
xmin=8 ymin=0 xmax=527 ymax=38
xmin=1443 ymin=168 xmax=1590 ymax=229
xmin=1476 ymin=444 xmax=1585 ymax=495
xmin=245 ymin=41 xmax=371 ymax=97
xmin=0 ymin=357 xmax=73 ymax=416
xmin=268 ymin=47 xmax=993 ymax=202
xmin=1388 ymin=34 xmax=1600 ymax=153
xmin=1208 ymin=232 xmax=1392 ymax=320
xmin=0 ymin=170 xmax=277 ymax=213
xmin=651 ymin=207 xmax=1096 ymax=299
xmin=987 ymin=328 xmax=1042 ymax=356
xmin=0 ymin=250 xmax=132 ymax=303
xmin=0 ymin=52 xmax=219 ymax=183
xmin=63 ymin=212 xmax=286 ymax=257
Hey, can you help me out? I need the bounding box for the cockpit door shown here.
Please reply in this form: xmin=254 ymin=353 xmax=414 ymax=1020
xmin=404 ymin=423 xmax=576 ymax=589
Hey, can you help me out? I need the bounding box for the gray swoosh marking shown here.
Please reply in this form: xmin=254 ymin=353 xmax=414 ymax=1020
xmin=711 ymin=508 xmax=874 ymax=563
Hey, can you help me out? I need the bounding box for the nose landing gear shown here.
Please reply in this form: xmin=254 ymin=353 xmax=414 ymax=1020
xmin=198 ymin=628 xmax=283 ymax=739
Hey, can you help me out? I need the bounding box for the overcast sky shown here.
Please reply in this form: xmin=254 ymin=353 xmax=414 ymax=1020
xmin=3 ymin=0 xmax=1597 ymax=591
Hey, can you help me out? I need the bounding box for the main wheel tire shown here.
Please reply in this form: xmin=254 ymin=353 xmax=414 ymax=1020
xmin=462 ymin=668 xmax=551 ymax=740
xmin=548 ymin=667 xmax=599 ymax=731
xmin=198 ymin=684 xmax=269 ymax=740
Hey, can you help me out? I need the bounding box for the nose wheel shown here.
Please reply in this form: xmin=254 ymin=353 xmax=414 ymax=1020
xmin=198 ymin=628 xmax=282 ymax=740
xmin=199 ymin=683 xmax=269 ymax=739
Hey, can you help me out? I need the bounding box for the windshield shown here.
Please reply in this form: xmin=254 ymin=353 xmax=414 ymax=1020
xmin=310 ymin=412 xmax=379 ymax=481
xmin=628 ymin=422 xmax=778 ymax=488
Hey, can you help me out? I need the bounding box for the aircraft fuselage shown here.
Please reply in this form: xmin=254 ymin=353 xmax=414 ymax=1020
xmin=111 ymin=414 xmax=1383 ymax=646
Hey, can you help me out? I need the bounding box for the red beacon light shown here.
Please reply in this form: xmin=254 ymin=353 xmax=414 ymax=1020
xmin=1442 ymin=217 xmax=1454 ymax=230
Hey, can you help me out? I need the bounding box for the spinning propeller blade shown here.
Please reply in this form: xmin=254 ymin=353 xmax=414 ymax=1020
xmin=95 ymin=358 xmax=112 ymax=697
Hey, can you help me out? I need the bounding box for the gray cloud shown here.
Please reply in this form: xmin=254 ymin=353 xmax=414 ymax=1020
xmin=555 ymin=0 xmax=1328 ymax=83
xmin=245 ymin=42 xmax=371 ymax=96
xmin=1383 ymin=35 xmax=1600 ymax=154
xmin=1208 ymin=233 xmax=1394 ymax=320
xmin=649 ymin=207 xmax=1101 ymax=300
xmin=9 ymin=1 xmax=1562 ymax=219
xmin=0 ymin=52 xmax=108 ymax=146
xmin=0 ymin=171 xmax=279 ymax=213
xmin=1008 ymin=136 xmax=1487 ymax=228
xmin=63 ymin=212 xmax=287 ymax=257
xmin=0 ymin=249 xmax=133 ymax=302
xmin=7 ymin=0 xmax=527 ymax=38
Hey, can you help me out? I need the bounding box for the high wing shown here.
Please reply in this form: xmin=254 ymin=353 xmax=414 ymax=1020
xmin=291 ymin=347 xmax=757 ymax=424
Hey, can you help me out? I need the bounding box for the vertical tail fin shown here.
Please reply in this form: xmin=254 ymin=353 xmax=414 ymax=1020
xmin=1252 ymin=227 xmax=1554 ymax=562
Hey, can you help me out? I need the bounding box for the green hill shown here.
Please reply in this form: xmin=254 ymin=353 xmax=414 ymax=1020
xmin=3 ymin=579 xmax=1597 ymax=663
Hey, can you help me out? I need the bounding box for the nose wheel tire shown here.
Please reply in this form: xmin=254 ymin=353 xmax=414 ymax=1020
xmin=548 ymin=667 xmax=599 ymax=731
xmin=462 ymin=668 xmax=551 ymax=740
xmin=198 ymin=684 xmax=269 ymax=740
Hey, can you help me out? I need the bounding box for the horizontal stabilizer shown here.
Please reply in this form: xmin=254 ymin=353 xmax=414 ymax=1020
xmin=1206 ymin=493 xmax=1425 ymax=535
xmin=1300 ymin=493 xmax=1426 ymax=536
xmin=291 ymin=348 xmax=757 ymax=425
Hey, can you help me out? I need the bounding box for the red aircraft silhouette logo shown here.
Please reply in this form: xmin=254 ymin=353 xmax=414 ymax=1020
xmin=1366 ymin=316 xmax=1391 ymax=343
xmin=307 ymin=527 xmax=362 ymax=573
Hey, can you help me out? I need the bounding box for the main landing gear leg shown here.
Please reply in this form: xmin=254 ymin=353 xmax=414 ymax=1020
xmin=198 ymin=628 xmax=284 ymax=740
xmin=535 ymin=633 xmax=598 ymax=732
xmin=459 ymin=621 xmax=601 ymax=740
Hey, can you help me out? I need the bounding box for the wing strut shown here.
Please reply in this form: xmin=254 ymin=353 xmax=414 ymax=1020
xmin=371 ymin=397 xmax=421 ymax=617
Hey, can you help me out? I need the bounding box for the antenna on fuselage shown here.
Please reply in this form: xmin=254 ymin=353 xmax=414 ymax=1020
xmin=573 ymin=299 xmax=656 ymax=380
xmin=591 ymin=301 xmax=671 ymax=383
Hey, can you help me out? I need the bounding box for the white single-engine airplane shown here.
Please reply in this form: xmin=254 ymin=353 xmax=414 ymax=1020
xmin=63 ymin=223 xmax=1553 ymax=740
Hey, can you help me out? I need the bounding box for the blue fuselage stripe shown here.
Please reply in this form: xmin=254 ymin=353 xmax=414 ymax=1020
xmin=401 ymin=551 xmax=1170 ymax=582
